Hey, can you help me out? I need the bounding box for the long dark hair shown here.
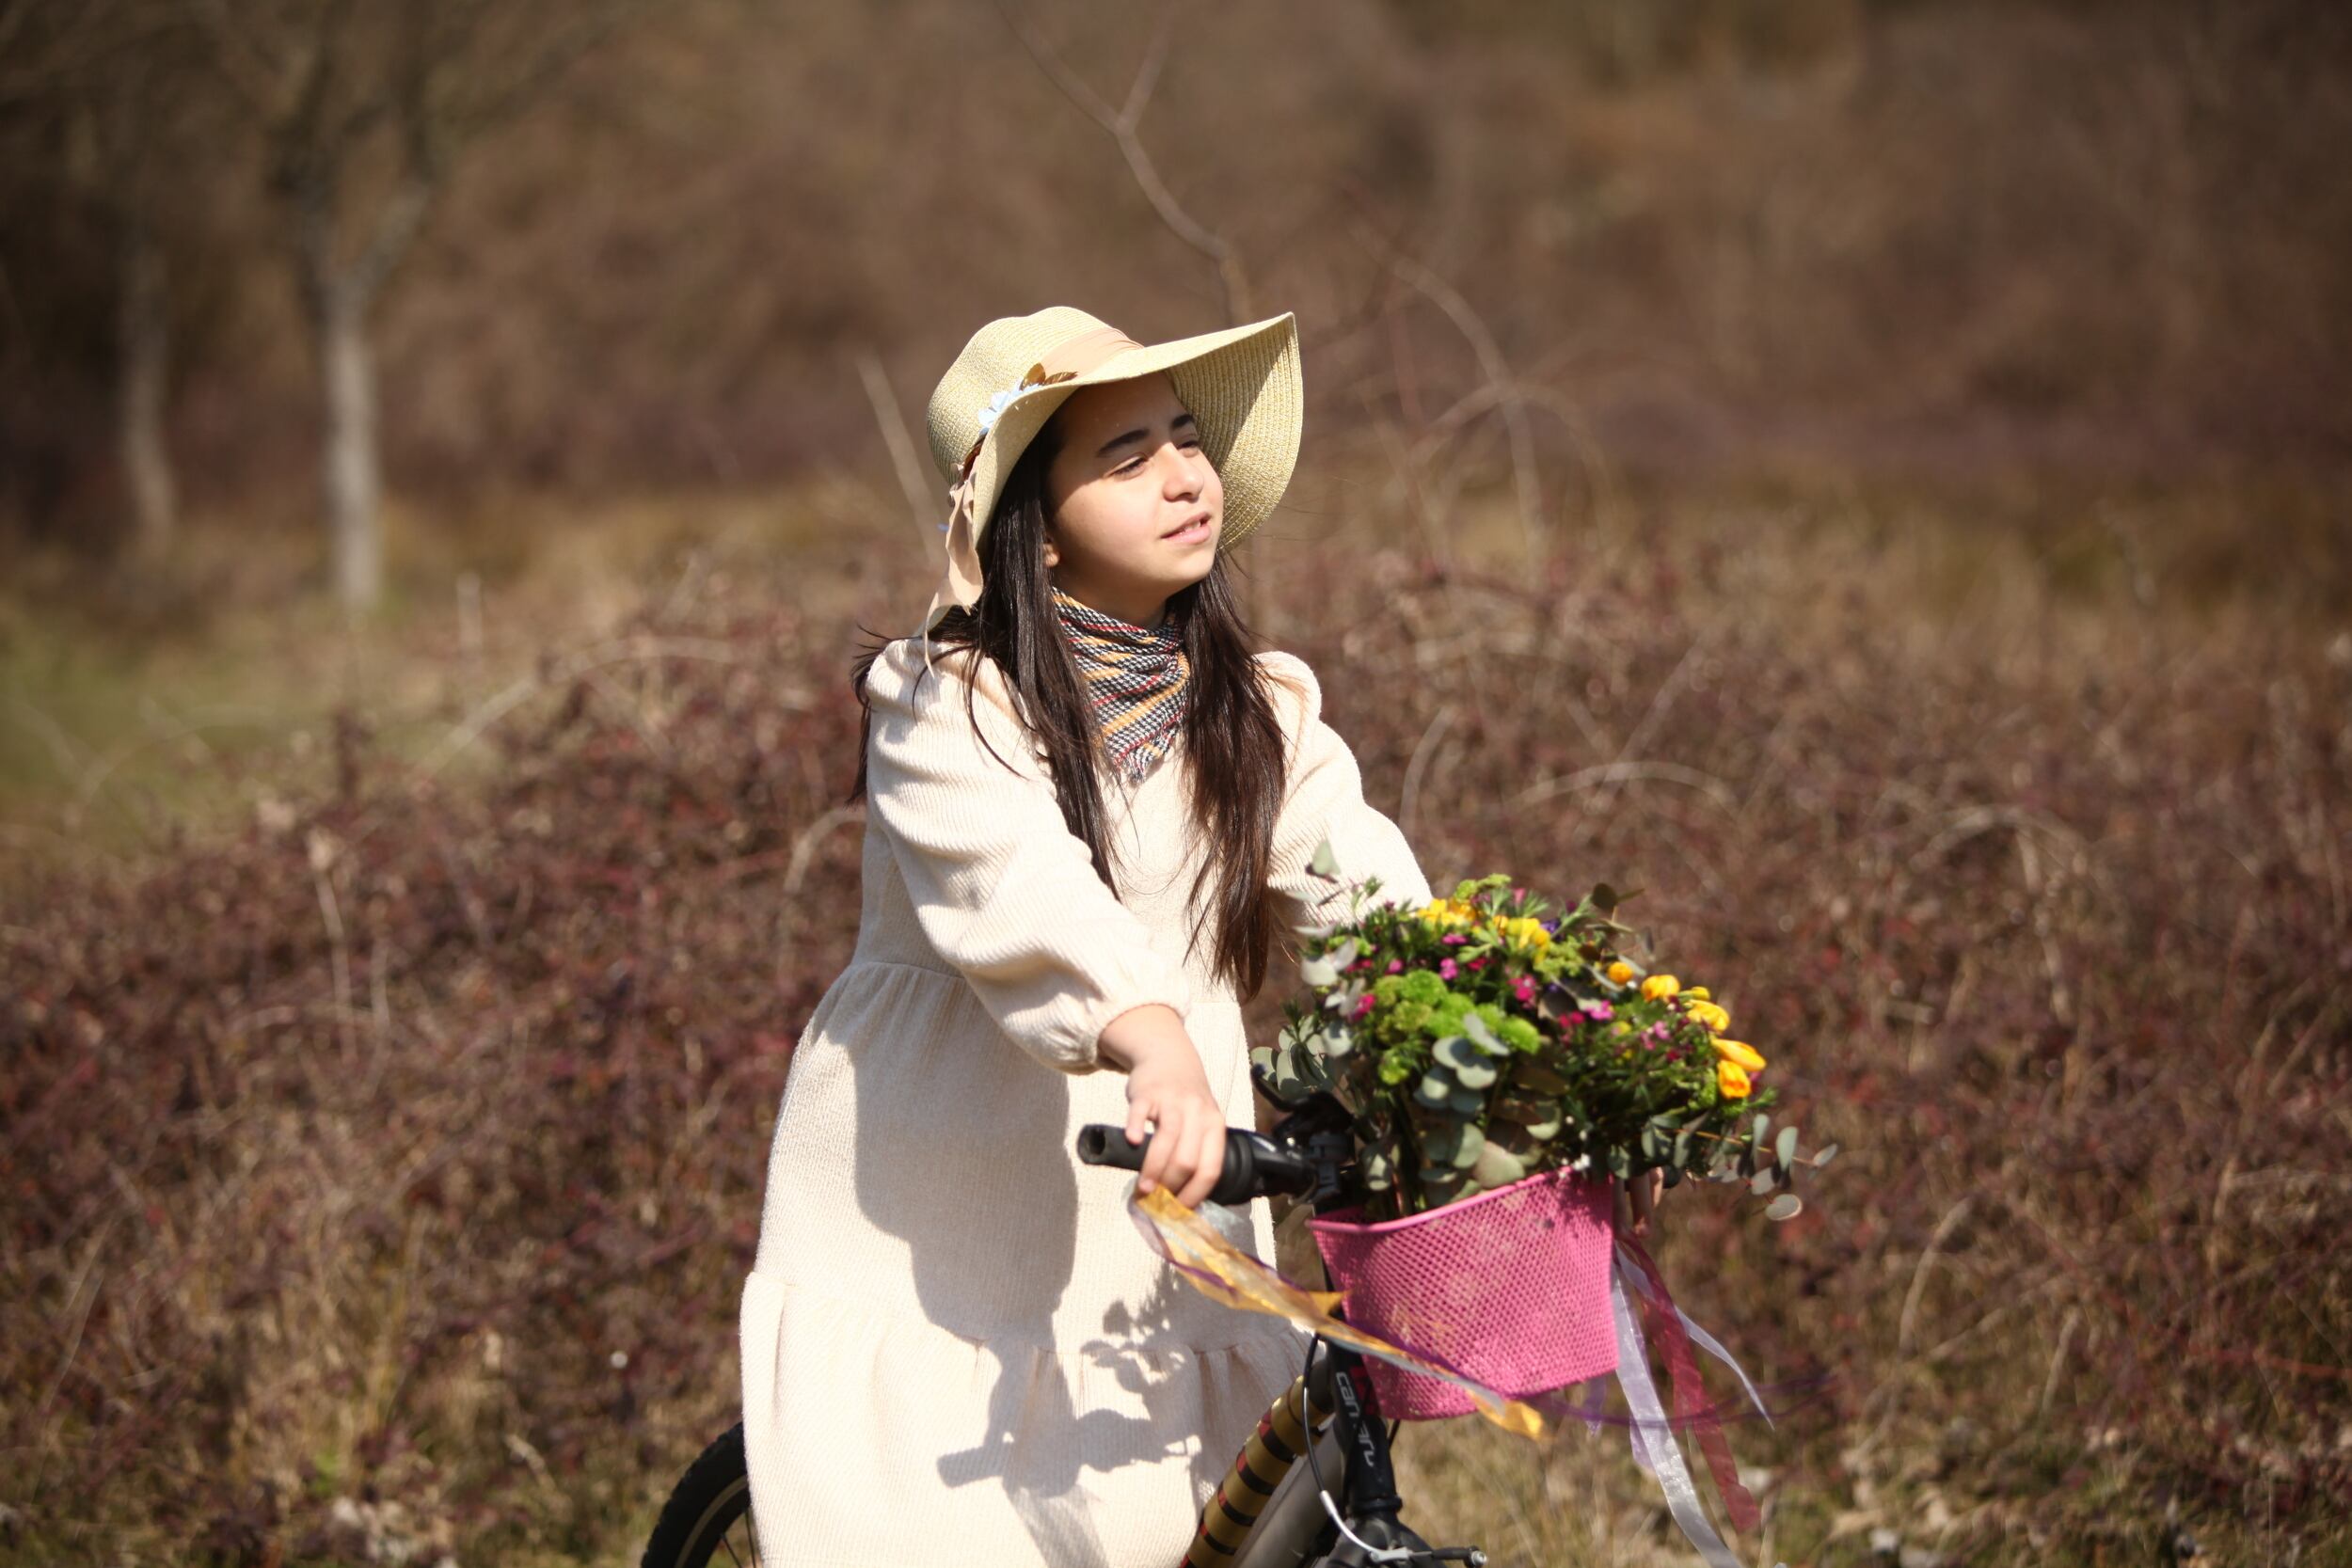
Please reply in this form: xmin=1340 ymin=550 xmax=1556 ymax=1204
xmin=850 ymin=408 xmax=1289 ymax=999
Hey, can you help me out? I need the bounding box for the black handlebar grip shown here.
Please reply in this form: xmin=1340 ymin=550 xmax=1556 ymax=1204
xmin=1074 ymin=1124 xmax=1313 ymax=1206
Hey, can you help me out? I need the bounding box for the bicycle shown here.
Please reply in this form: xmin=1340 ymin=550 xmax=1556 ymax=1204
xmin=642 ymin=1074 xmax=1489 ymax=1568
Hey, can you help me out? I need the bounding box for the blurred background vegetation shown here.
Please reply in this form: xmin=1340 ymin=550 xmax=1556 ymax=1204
xmin=2 ymin=1 xmax=2346 ymax=1565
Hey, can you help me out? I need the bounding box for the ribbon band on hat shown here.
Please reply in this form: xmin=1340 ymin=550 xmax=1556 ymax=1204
xmin=910 ymin=304 xmax=1304 ymax=672
xmin=920 ymin=324 xmax=1146 ymax=660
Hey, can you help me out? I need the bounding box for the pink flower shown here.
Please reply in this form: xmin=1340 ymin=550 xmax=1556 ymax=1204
xmin=1438 ymin=958 xmax=1459 ymax=980
xmin=1584 ymin=1002 xmax=1614 ymax=1022
xmin=1467 ymin=958 xmax=1487 ymax=970
xmin=1353 ymin=993 xmax=1376 ymax=1020
xmin=1513 ymin=975 xmax=1538 ymax=1005
xmin=1386 ymin=959 xmax=1405 ymax=974
xmin=1441 ymin=933 xmax=1468 ymax=946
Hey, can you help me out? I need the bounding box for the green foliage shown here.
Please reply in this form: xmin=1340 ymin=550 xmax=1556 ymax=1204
xmin=1272 ymin=849 xmax=1827 ymax=1221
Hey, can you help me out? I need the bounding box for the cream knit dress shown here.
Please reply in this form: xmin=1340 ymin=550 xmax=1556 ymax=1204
xmin=739 ymin=636 xmax=1431 ymax=1567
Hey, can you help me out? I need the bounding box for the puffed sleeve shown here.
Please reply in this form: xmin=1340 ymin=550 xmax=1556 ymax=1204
xmin=863 ymin=640 xmax=1193 ymax=1075
xmin=1258 ymin=650 xmax=1435 ymax=938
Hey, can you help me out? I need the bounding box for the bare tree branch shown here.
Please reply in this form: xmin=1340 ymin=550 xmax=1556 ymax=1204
xmin=993 ymin=0 xmax=1252 ymax=324
xmin=1345 ymin=207 xmax=1548 ymax=571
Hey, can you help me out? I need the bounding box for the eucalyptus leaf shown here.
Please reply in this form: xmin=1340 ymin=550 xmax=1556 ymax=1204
xmin=1432 ymin=1037 xmax=1478 ymax=1072
xmin=1452 ymin=1124 xmax=1486 ymax=1169
xmin=1272 ymin=1053 xmax=1304 ymax=1096
xmin=1523 ymin=1116 xmax=1563 ymax=1141
xmin=1813 ymin=1142 xmax=1840 ymax=1166
xmin=1453 ymin=1058 xmax=1498 ymax=1090
xmin=1308 ymin=837 xmax=1342 ymax=880
xmin=1448 ymin=1085 xmax=1486 ymax=1117
xmin=1517 ymin=1064 xmax=1570 ymax=1096
xmin=1461 ymin=1012 xmax=1506 ymax=1055
xmin=1320 ymin=1023 xmax=1355 ymax=1060
xmin=1328 ymin=938 xmax=1360 ymax=971
xmin=1471 ymin=1142 xmax=1527 ymax=1187
xmin=1299 ymin=953 xmax=1341 ymax=987
xmin=1749 ymin=1166 xmax=1777 ymax=1197
xmin=1416 ymin=1073 xmax=1454 ymax=1108
xmin=1775 ymin=1126 xmax=1799 ymax=1169
xmin=1765 ymin=1193 xmax=1804 ymax=1222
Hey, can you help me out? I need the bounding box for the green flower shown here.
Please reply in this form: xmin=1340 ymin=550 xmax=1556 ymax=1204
xmin=1400 ymin=971 xmax=1448 ymax=1006
xmin=1497 ymin=1015 xmax=1542 ymax=1053
xmin=1372 ymin=975 xmax=1406 ymax=1006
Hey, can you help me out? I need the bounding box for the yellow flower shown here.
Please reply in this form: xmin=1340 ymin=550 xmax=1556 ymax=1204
xmin=1605 ymin=960 xmax=1635 ymax=985
xmin=1717 ymin=1059 xmax=1754 ymax=1099
xmin=1640 ymin=974 xmax=1680 ymax=1001
xmin=1684 ymin=986 xmax=1711 ymax=1001
xmin=1714 ymin=1037 xmax=1768 ymax=1072
xmin=1685 ymin=1000 xmax=1731 ymax=1034
xmin=1502 ymin=916 xmax=1551 ymax=950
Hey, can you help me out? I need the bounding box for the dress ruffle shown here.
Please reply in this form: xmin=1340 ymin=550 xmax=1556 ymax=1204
xmin=740 ymin=1271 xmax=1311 ymax=1566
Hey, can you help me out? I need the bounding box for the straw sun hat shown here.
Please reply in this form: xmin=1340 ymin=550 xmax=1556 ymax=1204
xmin=917 ymin=305 xmax=1302 ymax=633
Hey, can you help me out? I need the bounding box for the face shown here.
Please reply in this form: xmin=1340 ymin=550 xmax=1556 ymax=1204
xmin=1040 ymin=371 xmax=1223 ymax=627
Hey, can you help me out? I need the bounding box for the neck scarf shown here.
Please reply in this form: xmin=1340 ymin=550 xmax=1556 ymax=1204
xmin=1052 ymin=586 xmax=1192 ymax=784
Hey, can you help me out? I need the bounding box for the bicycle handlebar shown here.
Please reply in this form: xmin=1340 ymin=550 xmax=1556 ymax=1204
xmin=1074 ymin=1124 xmax=1319 ymax=1207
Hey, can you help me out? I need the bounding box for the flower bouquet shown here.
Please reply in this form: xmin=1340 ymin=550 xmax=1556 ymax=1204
xmin=1251 ymin=852 xmax=1829 ymax=1420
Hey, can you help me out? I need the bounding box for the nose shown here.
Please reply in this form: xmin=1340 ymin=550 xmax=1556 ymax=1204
xmin=1155 ymin=439 xmax=1205 ymax=499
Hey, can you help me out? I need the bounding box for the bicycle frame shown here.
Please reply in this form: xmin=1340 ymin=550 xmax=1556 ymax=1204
xmin=1186 ymin=1333 xmax=1466 ymax=1568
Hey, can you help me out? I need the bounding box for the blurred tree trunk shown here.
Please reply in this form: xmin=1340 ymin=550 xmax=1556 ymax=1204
xmin=115 ymin=211 xmax=177 ymax=560
xmin=4 ymin=3 xmax=210 ymax=563
xmin=315 ymin=285 xmax=381 ymax=608
xmin=208 ymin=0 xmax=645 ymax=612
xmin=284 ymin=166 xmax=429 ymax=612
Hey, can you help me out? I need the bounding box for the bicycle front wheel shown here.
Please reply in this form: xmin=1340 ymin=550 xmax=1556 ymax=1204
xmin=641 ymin=1422 xmax=761 ymax=1568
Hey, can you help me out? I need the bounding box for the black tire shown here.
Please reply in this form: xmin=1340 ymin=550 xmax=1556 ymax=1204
xmin=641 ymin=1422 xmax=761 ymax=1568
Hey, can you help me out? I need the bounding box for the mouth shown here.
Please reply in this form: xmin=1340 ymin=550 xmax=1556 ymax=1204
xmin=1161 ymin=510 xmax=1215 ymax=543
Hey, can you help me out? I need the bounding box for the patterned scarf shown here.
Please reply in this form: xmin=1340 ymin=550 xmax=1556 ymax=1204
xmin=1051 ymin=586 xmax=1192 ymax=783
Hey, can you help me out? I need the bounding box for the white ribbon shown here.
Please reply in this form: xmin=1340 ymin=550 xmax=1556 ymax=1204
xmin=1605 ymin=1248 xmax=1788 ymax=1568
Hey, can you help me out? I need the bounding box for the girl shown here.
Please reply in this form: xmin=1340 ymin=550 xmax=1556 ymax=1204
xmin=739 ymin=306 xmax=1433 ymax=1566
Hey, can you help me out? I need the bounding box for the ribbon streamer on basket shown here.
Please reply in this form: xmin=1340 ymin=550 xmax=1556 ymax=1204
xmin=1604 ymin=1235 xmax=1772 ymax=1568
xmin=1128 ymin=1187 xmax=1788 ymax=1568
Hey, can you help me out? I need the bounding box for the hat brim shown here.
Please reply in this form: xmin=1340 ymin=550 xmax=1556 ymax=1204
xmin=960 ymin=310 xmax=1301 ymax=562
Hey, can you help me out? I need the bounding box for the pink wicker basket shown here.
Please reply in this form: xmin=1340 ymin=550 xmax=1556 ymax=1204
xmin=1308 ymin=1163 xmax=1618 ymax=1420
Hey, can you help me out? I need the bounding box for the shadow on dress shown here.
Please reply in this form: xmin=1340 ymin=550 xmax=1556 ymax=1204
xmin=846 ymin=976 xmax=1221 ymax=1568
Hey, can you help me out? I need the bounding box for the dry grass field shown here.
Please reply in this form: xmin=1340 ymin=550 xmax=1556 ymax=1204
xmin=3 ymin=467 xmax=2345 ymax=1566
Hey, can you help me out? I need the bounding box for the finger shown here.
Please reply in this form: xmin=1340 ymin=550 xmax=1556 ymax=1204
xmin=1158 ymin=1111 xmax=1202 ymax=1206
xmin=1180 ymin=1118 xmax=1224 ymax=1210
xmin=1135 ymin=1101 xmax=1168 ymax=1194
